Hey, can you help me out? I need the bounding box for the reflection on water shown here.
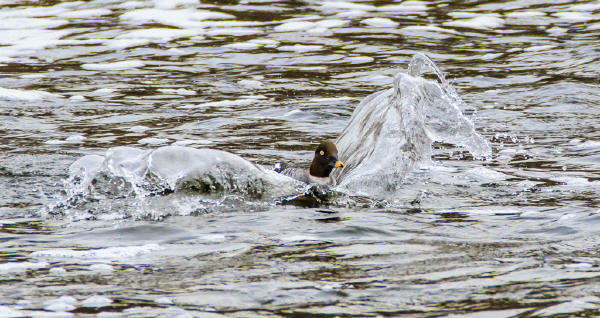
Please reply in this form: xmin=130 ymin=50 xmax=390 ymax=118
xmin=1 ymin=0 xmax=600 ymax=316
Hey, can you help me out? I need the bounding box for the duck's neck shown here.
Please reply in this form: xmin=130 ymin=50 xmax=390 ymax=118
xmin=309 ymin=160 xmax=333 ymax=178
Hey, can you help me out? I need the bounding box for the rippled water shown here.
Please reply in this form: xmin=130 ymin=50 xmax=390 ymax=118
xmin=2 ymin=0 xmax=600 ymax=316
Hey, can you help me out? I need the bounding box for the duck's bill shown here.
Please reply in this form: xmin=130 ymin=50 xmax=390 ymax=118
xmin=334 ymin=160 xmax=344 ymax=168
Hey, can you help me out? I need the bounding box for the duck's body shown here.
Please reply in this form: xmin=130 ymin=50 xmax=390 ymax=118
xmin=280 ymin=167 xmax=335 ymax=186
xmin=277 ymin=140 xmax=344 ymax=186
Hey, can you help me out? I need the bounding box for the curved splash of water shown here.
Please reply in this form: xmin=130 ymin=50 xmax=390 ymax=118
xmin=333 ymin=53 xmax=491 ymax=198
xmin=47 ymin=53 xmax=490 ymax=218
xmin=47 ymin=146 xmax=307 ymax=220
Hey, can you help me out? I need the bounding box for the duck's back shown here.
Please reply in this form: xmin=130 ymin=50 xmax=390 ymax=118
xmin=280 ymin=167 xmax=311 ymax=184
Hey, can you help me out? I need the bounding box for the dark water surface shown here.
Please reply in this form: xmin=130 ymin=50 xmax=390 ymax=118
xmin=1 ymin=0 xmax=600 ymax=317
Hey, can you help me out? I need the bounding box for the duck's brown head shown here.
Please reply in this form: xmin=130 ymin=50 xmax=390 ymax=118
xmin=309 ymin=140 xmax=344 ymax=178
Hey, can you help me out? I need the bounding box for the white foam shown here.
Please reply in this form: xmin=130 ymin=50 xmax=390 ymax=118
xmin=0 ymin=17 xmax=69 ymax=29
xmin=552 ymin=12 xmax=594 ymax=21
xmin=116 ymin=1 xmax=146 ymax=9
xmin=467 ymin=167 xmax=507 ymax=182
xmin=553 ymin=176 xmax=600 ymax=187
xmin=81 ymin=295 xmax=112 ymax=308
xmin=171 ymin=140 xmax=197 ymax=146
xmin=157 ymin=88 xmax=196 ymax=95
xmin=237 ymin=79 xmax=263 ymax=89
xmin=0 ymin=261 xmax=48 ymax=273
xmin=49 ymin=267 xmax=67 ymax=275
xmin=197 ymin=98 xmax=257 ymax=107
xmin=568 ymin=3 xmax=600 ymax=11
xmin=307 ymin=27 xmax=331 ymax=35
xmin=277 ymin=44 xmax=324 ymax=52
xmin=198 ymin=20 xmax=265 ymax=28
xmin=46 ymin=139 xmax=64 ymax=145
xmin=335 ymin=10 xmax=367 ymax=18
xmin=281 ymin=235 xmax=319 ymax=242
xmin=224 ymin=42 xmax=262 ymax=50
xmin=91 ymin=88 xmax=116 ymax=95
xmin=81 ymin=60 xmax=145 ymax=71
xmin=206 ymin=28 xmax=262 ymax=36
xmin=0 ymin=87 xmax=60 ymax=101
xmin=89 ymin=264 xmax=114 ymax=273
xmin=315 ymin=19 xmax=349 ymax=28
xmin=154 ymin=297 xmax=173 ymax=305
xmin=200 ymin=234 xmax=226 ymax=242
xmin=401 ymin=25 xmax=459 ymax=34
xmin=361 ymin=17 xmax=398 ymax=27
xmin=127 ymin=125 xmax=149 ymax=133
xmin=572 ymin=140 xmax=600 ymax=150
xmin=523 ymin=45 xmax=554 ymax=52
xmin=284 ymin=109 xmax=302 ymax=117
xmin=69 ymin=95 xmax=86 ymax=101
xmin=0 ymin=305 xmax=24 ymax=317
xmin=310 ymin=96 xmax=354 ymax=103
xmin=117 ymin=28 xmax=201 ymax=41
xmin=0 ymin=5 xmax=67 ymax=19
xmin=447 ymin=12 xmax=479 ymax=18
xmin=58 ymin=9 xmax=112 ymax=19
xmin=104 ymin=38 xmax=151 ymax=49
xmin=248 ymin=39 xmax=279 ymax=47
xmin=587 ymin=23 xmax=600 ymax=31
xmin=444 ymin=15 xmax=504 ymax=30
xmin=274 ymin=21 xmax=316 ymax=32
xmin=376 ymin=2 xmax=428 ymax=12
xmin=565 ymin=262 xmax=593 ymax=268
xmin=172 ymin=139 xmax=212 ymax=145
xmin=30 ymin=244 xmax=164 ymax=260
xmin=505 ymin=11 xmax=545 ymax=18
xmin=66 ymin=134 xmax=86 ymax=143
xmin=164 ymin=48 xmax=188 ymax=55
xmin=45 ymin=296 xmax=77 ymax=312
xmin=0 ymin=29 xmax=73 ymax=57
xmin=120 ymin=8 xmax=234 ymax=28
xmin=153 ymin=0 xmax=198 ymax=9
xmin=138 ymin=137 xmax=170 ymax=145
xmin=46 ymin=134 xmax=86 ymax=145
xmin=547 ymin=26 xmax=568 ymax=35
xmin=480 ymin=53 xmax=502 ymax=60
xmin=534 ymin=298 xmax=599 ymax=316
xmin=321 ymin=1 xmax=375 ymax=11
xmin=345 ymin=56 xmax=374 ymax=64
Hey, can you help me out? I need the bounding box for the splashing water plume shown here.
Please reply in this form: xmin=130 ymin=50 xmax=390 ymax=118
xmin=46 ymin=146 xmax=307 ymax=220
xmin=333 ymin=54 xmax=491 ymax=198
xmin=47 ymin=54 xmax=490 ymax=218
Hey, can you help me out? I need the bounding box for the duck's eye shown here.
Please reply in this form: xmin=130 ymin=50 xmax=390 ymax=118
xmin=319 ymin=150 xmax=325 ymax=156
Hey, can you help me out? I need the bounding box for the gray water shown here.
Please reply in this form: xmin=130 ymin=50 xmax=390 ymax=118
xmin=1 ymin=0 xmax=600 ymax=317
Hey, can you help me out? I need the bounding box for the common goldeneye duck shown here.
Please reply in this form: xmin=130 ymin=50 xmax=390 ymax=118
xmin=277 ymin=140 xmax=344 ymax=186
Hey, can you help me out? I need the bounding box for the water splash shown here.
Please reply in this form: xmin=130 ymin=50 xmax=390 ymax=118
xmin=45 ymin=146 xmax=307 ymax=220
xmin=46 ymin=54 xmax=490 ymax=217
xmin=333 ymin=53 xmax=491 ymax=198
